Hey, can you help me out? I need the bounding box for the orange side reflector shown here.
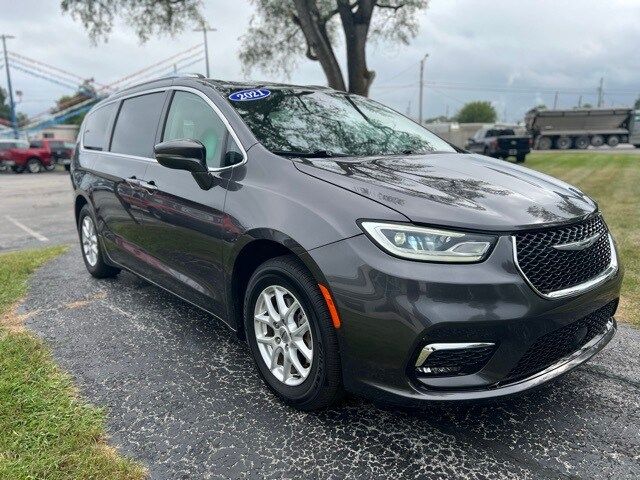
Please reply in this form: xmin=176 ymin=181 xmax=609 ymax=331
xmin=318 ymin=284 xmax=341 ymax=329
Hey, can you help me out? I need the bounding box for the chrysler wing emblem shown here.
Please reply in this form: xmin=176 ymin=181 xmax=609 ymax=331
xmin=552 ymin=232 xmax=604 ymax=251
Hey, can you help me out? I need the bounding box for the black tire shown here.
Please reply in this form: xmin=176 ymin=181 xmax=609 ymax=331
xmin=591 ymin=135 xmax=604 ymax=147
xmin=77 ymin=204 xmax=121 ymax=278
xmin=44 ymin=163 xmax=56 ymax=171
xmin=575 ymin=136 xmax=590 ymax=149
xmin=64 ymin=164 xmax=71 ymax=171
xmin=634 ymin=144 xmax=640 ymax=149
xmin=556 ymin=137 xmax=572 ymax=150
xmin=11 ymin=165 xmax=25 ymax=174
xmin=26 ymin=158 xmax=42 ymax=173
xmin=537 ymin=137 xmax=552 ymax=150
xmin=516 ymin=154 xmax=526 ymax=163
xmin=607 ymin=135 xmax=620 ymax=147
xmin=244 ymin=255 xmax=343 ymax=410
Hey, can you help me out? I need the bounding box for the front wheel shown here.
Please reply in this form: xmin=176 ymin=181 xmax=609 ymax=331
xmin=244 ymin=256 xmax=343 ymax=410
xmin=27 ymin=158 xmax=42 ymax=173
xmin=77 ymin=204 xmax=121 ymax=278
xmin=516 ymin=154 xmax=526 ymax=163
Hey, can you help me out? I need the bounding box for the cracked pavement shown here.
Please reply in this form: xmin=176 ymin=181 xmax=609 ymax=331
xmin=23 ymin=248 xmax=640 ymax=479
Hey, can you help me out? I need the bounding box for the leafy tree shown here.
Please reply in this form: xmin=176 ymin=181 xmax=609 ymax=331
xmin=62 ymin=1 xmax=429 ymax=97
xmin=240 ymin=1 xmax=429 ymax=96
xmin=60 ymin=0 xmax=203 ymax=42
xmin=634 ymin=96 xmax=640 ymax=110
xmin=0 ymin=87 xmax=28 ymax=126
xmin=582 ymin=103 xmax=593 ymax=109
xmin=455 ymin=101 xmax=497 ymax=123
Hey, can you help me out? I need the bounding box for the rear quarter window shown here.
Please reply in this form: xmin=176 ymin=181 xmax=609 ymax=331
xmin=83 ymin=103 xmax=118 ymax=151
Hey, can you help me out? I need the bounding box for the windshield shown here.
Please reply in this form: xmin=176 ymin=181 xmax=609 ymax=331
xmin=223 ymin=88 xmax=455 ymax=157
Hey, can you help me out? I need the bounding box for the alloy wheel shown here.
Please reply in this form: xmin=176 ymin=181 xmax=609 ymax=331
xmin=253 ymin=285 xmax=314 ymax=386
xmin=81 ymin=216 xmax=99 ymax=267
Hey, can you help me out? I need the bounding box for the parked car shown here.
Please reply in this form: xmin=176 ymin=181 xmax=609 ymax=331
xmin=0 ymin=138 xmax=29 ymax=171
xmin=71 ymin=76 xmax=622 ymax=410
xmin=2 ymin=138 xmax=74 ymax=173
xmin=465 ymin=126 xmax=531 ymax=162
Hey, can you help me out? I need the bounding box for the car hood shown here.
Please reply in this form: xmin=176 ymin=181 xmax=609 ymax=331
xmin=293 ymin=153 xmax=597 ymax=231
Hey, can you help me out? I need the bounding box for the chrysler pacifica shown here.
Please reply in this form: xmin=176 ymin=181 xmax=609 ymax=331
xmin=71 ymin=74 xmax=622 ymax=410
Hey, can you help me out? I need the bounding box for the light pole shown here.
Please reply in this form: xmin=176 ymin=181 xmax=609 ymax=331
xmin=194 ymin=20 xmax=216 ymax=77
xmin=1 ymin=34 xmax=18 ymax=139
xmin=418 ymin=53 xmax=429 ymax=125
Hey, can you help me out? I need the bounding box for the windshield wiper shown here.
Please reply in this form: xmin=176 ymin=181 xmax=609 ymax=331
xmin=272 ymin=149 xmax=349 ymax=158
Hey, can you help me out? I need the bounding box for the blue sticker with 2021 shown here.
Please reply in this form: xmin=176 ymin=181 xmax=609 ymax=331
xmin=229 ymin=88 xmax=271 ymax=101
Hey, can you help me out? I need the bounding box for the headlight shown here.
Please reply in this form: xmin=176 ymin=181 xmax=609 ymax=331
xmin=360 ymin=221 xmax=497 ymax=263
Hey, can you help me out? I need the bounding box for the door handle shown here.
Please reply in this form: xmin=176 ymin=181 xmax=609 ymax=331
xmin=139 ymin=180 xmax=157 ymax=193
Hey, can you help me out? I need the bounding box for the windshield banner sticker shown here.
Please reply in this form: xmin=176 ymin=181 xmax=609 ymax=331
xmin=229 ymin=88 xmax=271 ymax=102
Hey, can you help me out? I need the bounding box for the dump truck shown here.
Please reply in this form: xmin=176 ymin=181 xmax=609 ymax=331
xmin=525 ymin=107 xmax=640 ymax=150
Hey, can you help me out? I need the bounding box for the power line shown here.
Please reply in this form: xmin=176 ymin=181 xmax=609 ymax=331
xmin=102 ymin=43 xmax=204 ymax=90
xmin=8 ymin=61 xmax=78 ymax=90
xmin=8 ymin=50 xmax=101 ymax=86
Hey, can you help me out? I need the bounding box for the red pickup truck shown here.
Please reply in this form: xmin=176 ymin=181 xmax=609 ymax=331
xmin=0 ymin=139 xmax=74 ymax=173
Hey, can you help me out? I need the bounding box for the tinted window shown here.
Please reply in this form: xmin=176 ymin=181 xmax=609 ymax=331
xmin=111 ymin=92 xmax=165 ymax=158
xmin=83 ymin=103 xmax=117 ymax=151
xmin=223 ymin=88 xmax=454 ymax=157
xmin=486 ymin=129 xmax=515 ymax=137
xmin=163 ymin=91 xmax=230 ymax=168
xmin=29 ymin=140 xmax=43 ymax=148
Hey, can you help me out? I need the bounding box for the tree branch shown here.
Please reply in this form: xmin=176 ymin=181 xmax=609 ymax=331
xmin=375 ymin=2 xmax=407 ymax=11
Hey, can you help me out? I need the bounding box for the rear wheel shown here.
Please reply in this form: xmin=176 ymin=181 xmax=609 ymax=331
xmin=64 ymin=164 xmax=71 ymax=171
xmin=537 ymin=137 xmax=552 ymax=150
xmin=77 ymin=204 xmax=121 ymax=278
xmin=27 ymin=158 xmax=42 ymax=173
xmin=575 ymin=136 xmax=590 ymax=149
xmin=516 ymin=154 xmax=526 ymax=163
xmin=244 ymin=255 xmax=343 ymax=410
xmin=591 ymin=135 xmax=604 ymax=147
xmin=556 ymin=137 xmax=572 ymax=150
xmin=607 ymin=135 xmax=620 ymax=147
xmin=44 ymin=163 xmax=56 ymax=171
xmin=11 ymin=165 xmax=25 ymax=174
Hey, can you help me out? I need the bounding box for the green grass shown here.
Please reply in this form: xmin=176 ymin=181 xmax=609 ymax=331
xmin=0 ymin=246 xmax=146 ymax=480
xmin=525 ymin=152 xmax=640 ymax=327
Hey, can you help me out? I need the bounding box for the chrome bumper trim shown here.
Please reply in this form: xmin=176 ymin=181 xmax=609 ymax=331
xmin=415 ymin=342 xmax=496 ymax=367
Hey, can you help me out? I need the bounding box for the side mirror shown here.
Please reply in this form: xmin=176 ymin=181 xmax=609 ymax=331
xmin=154 ymin=139 xmax=214 ymax=190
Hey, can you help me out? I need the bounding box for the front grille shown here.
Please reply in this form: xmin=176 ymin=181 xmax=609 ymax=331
xmin=416 ymin=345 xmax=496 ymax=377
xmin=514 ymin=215 xmax=611 ymax=295
xmin=504 ymin=300 xmax=617 ymax=383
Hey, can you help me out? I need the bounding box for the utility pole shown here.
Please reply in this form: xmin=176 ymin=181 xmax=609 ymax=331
xmin=577 ymin=95 xmax=582 ymax=108
xmin=193 ymin=20 xmax=216 ymax=77
xmin=553 ymin=91 xmax=559 ymax=109
xmin=418 ymin=53 xmax=429 ymax=125
xmin=597 ymin=77 xmax=604 ymax=107
xmin=1 ymin=34 xmax=18 ymax=139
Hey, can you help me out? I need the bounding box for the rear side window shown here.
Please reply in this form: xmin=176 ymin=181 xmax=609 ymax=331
xmin=83 ymin=103 xmax=117 ymax=151
xmin=29 ymin=140 xmax=43 ymax=148
xmin=111 ymin=92 xmax=165 ymax=158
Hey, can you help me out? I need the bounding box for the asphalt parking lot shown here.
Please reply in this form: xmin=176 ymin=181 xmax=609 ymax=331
xmin=21 ymin=248 xmax=640 ymax=479
xmin=0 ymin=169 xmax=76 ymax=252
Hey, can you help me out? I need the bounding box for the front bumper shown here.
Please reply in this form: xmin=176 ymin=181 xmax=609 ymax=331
xmin=308 ymin=234 xmax=622 ymax=404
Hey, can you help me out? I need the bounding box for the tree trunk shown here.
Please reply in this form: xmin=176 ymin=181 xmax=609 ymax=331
xmin=337 ymin=0 xmax=376 ymax=96
xmin=293 ymin=0 xmax=347 ymax=91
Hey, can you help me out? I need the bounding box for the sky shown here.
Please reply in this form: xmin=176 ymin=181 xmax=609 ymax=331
xmin=1 ymin=0 xmax=639 ymax=123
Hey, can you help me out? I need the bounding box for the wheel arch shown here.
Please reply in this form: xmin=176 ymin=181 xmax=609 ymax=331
xmin=226 ymin=229 xmax=328 ymax=340
xmin=74 ymin=193 xmax=91 ymax=225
